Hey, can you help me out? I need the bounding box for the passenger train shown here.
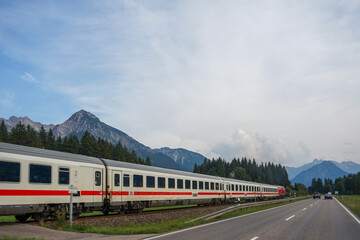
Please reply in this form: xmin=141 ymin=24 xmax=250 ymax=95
xmin=0 ymin=142 xmax=286 ymax=222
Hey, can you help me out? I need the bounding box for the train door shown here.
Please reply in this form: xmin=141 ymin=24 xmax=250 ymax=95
xmin=224 ymin=183 xmax=229 ymax=202
xmin=122 ymin=171 xmax=132 ymax=202
xmin=93 ymin=168 xmax=104 ymax=207
xmin=111 ymin=170 xmax=122 ymax=206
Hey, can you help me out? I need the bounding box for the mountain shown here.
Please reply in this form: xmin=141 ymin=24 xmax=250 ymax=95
xmin=286 ymin=159 xmax=324 ymax=180
xmin=1 ymin=110 xmax=184 ymax=171
xmin=332 ymin=161 xmax=360 ymax=174
xmin=154 ymin=147 xmax=207 ymax=172
xmin=291 ymin=161 xmax=350 ymax=187
xmin=0 ymin=116 xmax=54 ymax=132
xmin=286 ymin=159 xmax=360 ymax=180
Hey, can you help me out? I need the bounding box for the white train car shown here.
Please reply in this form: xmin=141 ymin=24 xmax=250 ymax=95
xmin=223 ymin=178 xmax=262 ymax=202
xmin=0 ymin=142 xmax=106 ymax=222
xmin=103 ymin=159 xmax=225 ymax=213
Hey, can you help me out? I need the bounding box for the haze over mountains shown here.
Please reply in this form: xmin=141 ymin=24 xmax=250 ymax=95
xmin=1 ymin=110 xmax=206 ymax=171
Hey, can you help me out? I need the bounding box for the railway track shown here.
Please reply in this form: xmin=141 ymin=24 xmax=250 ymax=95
xmin=1 ymin=198 xmax=303 ymax=227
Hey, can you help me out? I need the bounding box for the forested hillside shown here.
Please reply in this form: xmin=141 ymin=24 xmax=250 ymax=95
xmin=308 ymin=172 xmax=360 ymax=195
xmin=0 ymin=120 xmax=150 ymax=165
xmin=194 ymin=157 xmax=291 ymax=187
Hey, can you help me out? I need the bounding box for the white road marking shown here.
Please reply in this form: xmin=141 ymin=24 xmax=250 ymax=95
xmin=285 ymin=215 xmax=295 ymax=221
xmin=334 ymin=197 xmax=360 ymax=225
xmin=250 ymin=237 xmax=259 ymax=240
xmin=302 ymin=208 xmax=307 ymax=211
xmin=310 ymin=204 xmax=313 ymax=206
xmin=143 ymin=202 xmax=300 ymax=240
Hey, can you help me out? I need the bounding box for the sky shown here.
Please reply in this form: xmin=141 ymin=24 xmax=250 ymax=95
xmin=0 ymin=0 xmax=359 ymax=167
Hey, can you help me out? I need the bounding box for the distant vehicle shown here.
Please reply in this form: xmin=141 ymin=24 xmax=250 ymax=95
xmin=324 ymin=193 xmax=333 ymax=200
xmin=313 ymin=192 xmax=321 ymax=199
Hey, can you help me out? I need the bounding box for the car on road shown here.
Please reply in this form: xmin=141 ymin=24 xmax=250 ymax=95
xmin=313 ymin=192 xmax=321 ymax=199
xmin=324 ymin=193 xmax=333 ymax=200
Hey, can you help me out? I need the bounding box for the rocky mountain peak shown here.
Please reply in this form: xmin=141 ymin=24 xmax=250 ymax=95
xmin=68 ymin=110 xmax=100 ymax=123
xmin=2 ymin=110 xmax=186 ymax=171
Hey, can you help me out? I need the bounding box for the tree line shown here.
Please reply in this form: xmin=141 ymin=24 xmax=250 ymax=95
xmin=0 ymin=120 xmax=151 ymax=166
xmin=308 ymin=172 xmax=360 ymax=195
xmin=193 ymin=157 xmax=291 ymax=187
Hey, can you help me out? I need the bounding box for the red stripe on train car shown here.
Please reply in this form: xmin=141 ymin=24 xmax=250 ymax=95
xmin=110 ymin=191 xmax=129 ymax=196
xmin=81 ymin=191 xmax=104 ymax=196
xmin=0 ymin=189 xmax=70 ymax=196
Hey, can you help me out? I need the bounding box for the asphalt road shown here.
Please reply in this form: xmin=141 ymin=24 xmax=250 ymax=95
xmin=145 ymin=198 xmax=360 ymax=240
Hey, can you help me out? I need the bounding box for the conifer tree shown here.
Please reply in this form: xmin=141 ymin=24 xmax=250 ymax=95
xmin=46 ymin=128 xmax=56 ymax=150
xmin=26 ymin=125 xmax=42 ymax=148
xmin=68 ymin=135 xmax=80 ymax=154
xmin=10 ymin=122 xmax=27 ymax=145
xmin=0 ymin=120 xmax=9 ymax=142
xmin=145 ymin=156 xmax=151 ymax=166
xmin=39 ymin=125 xmax=47 ymax=147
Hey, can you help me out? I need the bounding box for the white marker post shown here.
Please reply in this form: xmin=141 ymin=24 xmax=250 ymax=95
xmin=68 ymin=185 xmax=78 ymax=227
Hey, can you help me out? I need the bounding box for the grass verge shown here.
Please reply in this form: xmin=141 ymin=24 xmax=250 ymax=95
xmin=58 ymin=198 xmax=309 ymax=235
xmin=335 ymin=195 xmax=360 ymax=217
xmin=0 ymin=236 xmax=43 ymax=240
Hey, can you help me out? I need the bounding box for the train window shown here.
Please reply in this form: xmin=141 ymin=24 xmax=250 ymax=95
xmin=192 ymin=180 xmax=197 ymax=189
xmin=123 ymin=174 xmax=130 ymax=187
xmin=231 ymin=184 xmax=234 ymax=191
xmin=205 ymin=182 xmax=209 ymax=190
xmin=146 ymin=176 xmax=155 ymax=188
xmin=133 ymin=175 xmax=143 ymax=187
xmin=168 ymin=178 xmax=175 ymax=188
xmin=59 ymin=167 xmax=69 ymax=185
xmin=95 ymin=171 xmax=101 ymax=186
xmin=236 ymin=185 xmax=238 ymax=191
xmin=246 ymin=186 xmax=248 ymax=191
xmin=185 ymin=180 xmax=191 ymax=189
xmin=114 ymin=174 xmax=120 ymax=187
xmin=30 ymin=164 xmax=51 ymax=184
xmin=216 ymin=183 xmax=219 ymax=190
xmin=210 ymin=182 xmax=214 ymax=190
xmin=0 ymin=161 xmax=20 ymax=182
xmin=220 ymin=184 xmax=224 ymax=191
xmin=177 ymin=179 xmax=183 ymax=189
xmin=199 ymin=181 xmax=204 ymax=190
xmin=158 ymin=177 xmax=165 ymax=188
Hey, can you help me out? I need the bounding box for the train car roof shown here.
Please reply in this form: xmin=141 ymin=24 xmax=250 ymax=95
xmin=0 ymin=142 xmax=103 ymax=165
xmin=103 ymin=158 xmax=223 ymax=181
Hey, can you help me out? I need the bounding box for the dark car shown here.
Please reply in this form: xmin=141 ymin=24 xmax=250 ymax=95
xmin=313 ymin=192 xmax=321 ymax=199
xmin=324 ymin=193 xmax=333 ymax=200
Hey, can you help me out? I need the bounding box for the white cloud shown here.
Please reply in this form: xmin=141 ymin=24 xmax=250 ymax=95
xmin=1 ymin=1 xmax=360 ymax=165
xmin=21 ymin=72 xmax=38 ymax=84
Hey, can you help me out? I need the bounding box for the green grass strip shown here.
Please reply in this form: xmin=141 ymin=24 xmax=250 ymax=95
xmin=335 ymin=195 xmax=360 ymax=217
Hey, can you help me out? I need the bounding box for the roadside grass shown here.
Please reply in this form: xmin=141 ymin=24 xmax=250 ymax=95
xmin=0 ymin=236 xmax=43 ymax=240
xmin=335 ymin=195 xmax=360 ymax=217
xmin=59 ymin=198 xmax=309 ymax=235
xmin=0 ymin=216 xmax=16 ymax=223
xmin=0 ymin=205 xmax=199 ymax=222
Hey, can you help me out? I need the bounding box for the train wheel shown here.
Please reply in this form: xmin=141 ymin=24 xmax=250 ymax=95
xmin=15 ymin=214 xmax=31 ymax=223
xmin=32 ymin=212 xmax=48 ymax=222
xmin=119 ymin=207 xmax=126 ymax=215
